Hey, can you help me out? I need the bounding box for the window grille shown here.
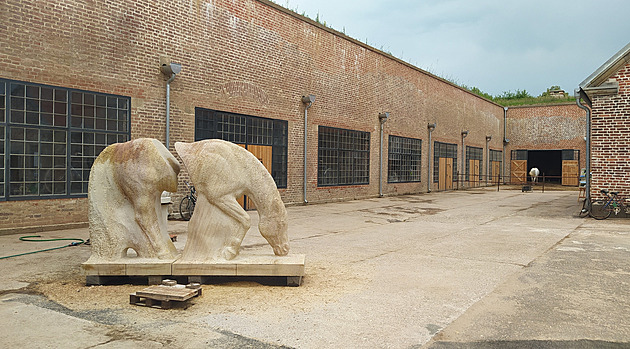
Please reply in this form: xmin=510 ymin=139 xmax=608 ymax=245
xmin=1 ymin=79 xmax=130 ymax=200
xmin=388 ymin=135 xmax=421 ymax=183
xmin=195 ymin=108 xmax=287 ymax=188
xmin=466 ymin=146 xmax=483 ymax=181
xmin=433 ymin=141 xmax=457 ymax=183
xmin=318 ymin=126 xmax=370 ymax=186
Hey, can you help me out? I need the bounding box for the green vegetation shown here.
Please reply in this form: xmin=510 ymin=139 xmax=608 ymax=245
xmin=462 ymin=85 xmax=576 ymax=106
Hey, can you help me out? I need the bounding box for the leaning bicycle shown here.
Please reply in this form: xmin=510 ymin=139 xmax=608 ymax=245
xmin=179 ymin=181 xmax=197 ymax=221
xmin=589 ymin=189 xmax=630 ymax=220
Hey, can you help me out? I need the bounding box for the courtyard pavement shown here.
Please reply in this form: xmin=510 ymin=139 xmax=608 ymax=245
xmin=0 ymin=188 xmax=628 ymax=348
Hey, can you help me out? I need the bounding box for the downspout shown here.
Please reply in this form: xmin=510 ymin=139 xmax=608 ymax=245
xmin=575 ymin=88 xmax=591 ymax=202
xmin=427 ymin=123 xmax=436 ymax=192
xmin=485 ymin=135 xmax=492 ymax=186
xmin=503 ymin=107 xmax=509 ymax=184
xmin=461 ymin=130 xmax=468 ymax=187
xmin=165 ymin=74 xmax=175 ymax=147
xmin=301 ymin=95 xmax=315 ymax=204
xmin=160 ymin=62 xmax=182 ymax=148
xmin=378 ymin=112 xmax=390 ymax=197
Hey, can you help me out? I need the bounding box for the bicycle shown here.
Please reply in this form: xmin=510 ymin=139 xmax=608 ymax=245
xmin=589 ymin=189 xmax=630 ymax=220
xmin=179 ymin=181 xmax=197 ymax=221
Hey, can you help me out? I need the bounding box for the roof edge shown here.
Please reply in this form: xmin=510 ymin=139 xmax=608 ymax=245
xmin=580 ymin=42 xmax=630 ymax=88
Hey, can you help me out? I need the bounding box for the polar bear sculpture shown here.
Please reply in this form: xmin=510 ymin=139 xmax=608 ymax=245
xmin=175 ymin=139 xmax=289 ymax=261
xmin=86 ymin=138 xmax=180 ymax=262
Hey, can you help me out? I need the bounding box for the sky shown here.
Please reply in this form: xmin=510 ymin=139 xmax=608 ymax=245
xmin=278 ymin=0 xmax=630 ymax=97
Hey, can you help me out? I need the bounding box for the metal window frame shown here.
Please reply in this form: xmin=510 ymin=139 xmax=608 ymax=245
xmin=317 ymin=125 xmax=370 ymax=187
xmin=433 ymin=141 xmax=458 ymax=183
xmin=194 ymin=107 xmax=288 ymax=188
xmin=387 ymin=135 xmax=422 ymax=183
xmin=0 ymin=78 xmax=131 ymax=201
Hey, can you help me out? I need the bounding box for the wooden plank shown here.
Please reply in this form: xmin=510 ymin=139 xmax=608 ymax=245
xmin=135 ymin=285 xmax=200 ymax=302
xmin=511 ymin=160 xmax=527 ymax=184
xmin=438 ymin=157 xmax=446 ymax=190
xmin=245 ymin=145 xmax=273 ymax=210
xmin=445 ymin=158 xmax=453 ymax=190
xmin=492 ymin=161 xmax=501 ymax=184
xmin=562 ymin=160 xmax=579 ymax=186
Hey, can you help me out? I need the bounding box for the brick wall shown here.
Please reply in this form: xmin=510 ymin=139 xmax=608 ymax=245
xmin=590 ymin=64 xmax=630 ymax=198
xmin=0 ymin=0 xmax=506 ymax=231
xmin=505 ymin=103 xmax=587 ymax=181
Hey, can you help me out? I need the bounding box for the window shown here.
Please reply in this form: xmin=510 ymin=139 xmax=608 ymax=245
xmin=1 ymin=79 xmax=130 ymax=200
xmin=490 ymin=149 xmax=503 ymax=163
xmin=388 ymin=135 xmax=421 ymax=183
xmin=466 ymin=146 xmax=483 ymax=181
xmin=318 ymin=126 xmax=370 ymax=186
xmin=562 ymin=149 xmax=579 ymax=161
xmin=433 ymin=141 xmax=457 ymax=183
xmin=511 ymin=149 xmax=528 ymax=160
xmin=195 ymin=108 xmax=287 ymax=188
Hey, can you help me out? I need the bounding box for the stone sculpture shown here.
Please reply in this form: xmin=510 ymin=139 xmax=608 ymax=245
xmin=86 ymin=138 xmax=180 ymax=262
xmin=175 ymin=139 xmax=289 ymax=261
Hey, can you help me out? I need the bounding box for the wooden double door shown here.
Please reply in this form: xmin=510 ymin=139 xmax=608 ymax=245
xmin=438 ymin=157 xmax=453 ymax=191
xmin=237 ymin=144 xmax=273 ymax=210
xmin=469 ymin=159 xmax=480 ymax=187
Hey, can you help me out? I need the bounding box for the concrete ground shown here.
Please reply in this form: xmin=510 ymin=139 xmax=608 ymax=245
xmin=0 ymin=188 xmax=628 ymax=348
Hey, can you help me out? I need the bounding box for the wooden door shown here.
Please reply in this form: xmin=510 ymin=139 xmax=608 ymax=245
xmin=439 ymin=157 xmax=453 ymax=191
xmin=562 ymin=160 xmax=579 ymax=186
xmin=469 ymin=159 xmax=480 ymax=187
xmin=511 ymin=160 xmax=527 ymax=184
xmin=492 ymin=161 xmax=501 ymax=184
xmin=245 ymin=144 xmax=273 ymax=210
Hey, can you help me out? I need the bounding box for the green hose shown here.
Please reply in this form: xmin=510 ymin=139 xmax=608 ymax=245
xmin=0 ymin=235 xmax=85 ymax=260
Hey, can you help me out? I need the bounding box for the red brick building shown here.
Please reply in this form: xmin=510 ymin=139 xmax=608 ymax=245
xmin=579 ymin=42 xmax=630 ymax=199
xmin=505 ymin=104 xmax=586 ymax=185
xmin=0 ymin=0 xmax=588 ymax=233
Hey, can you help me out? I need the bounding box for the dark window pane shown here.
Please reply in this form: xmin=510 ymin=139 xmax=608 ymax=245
xmin=41 ymin=87 xmax=53 ymax=100
xmin=11 ymin=83 xmax=25 ymax=97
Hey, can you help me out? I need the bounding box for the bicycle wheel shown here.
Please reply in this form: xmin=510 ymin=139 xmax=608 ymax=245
xmin=578 ymin=199 xmax=590 ymax=218
xmin=589 ymin=199 xmax=611 ymax=220
xmin=179 ymin=196 xmax=194 ymax=221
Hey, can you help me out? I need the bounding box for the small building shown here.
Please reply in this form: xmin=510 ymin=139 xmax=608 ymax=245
xmin=578 ymin=42 xmax=630 ymax=198
xmin=505 ymin=104 xmax=586 ymax=185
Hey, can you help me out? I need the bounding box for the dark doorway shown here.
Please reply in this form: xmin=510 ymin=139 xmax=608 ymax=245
xmin=528 ymin=150 xmax=562 ymax=183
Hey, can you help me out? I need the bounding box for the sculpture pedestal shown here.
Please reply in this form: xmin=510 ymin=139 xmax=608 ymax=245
xmin=82 ymin=254 xmax=305 ymax=287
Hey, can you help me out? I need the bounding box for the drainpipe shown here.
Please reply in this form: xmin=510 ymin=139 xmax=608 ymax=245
xmin=301 ymin=95 xmax=316 ymax=204
xmin=160 ymin=62 xmax=182 ymax=148
xmin=461 ymin=130 xmax=468 ymax=187
xmin=378 ymin=112 xmax=390 ymax=197
xmin=485 ymin=135 xmax=492 ymax=186
xmin=427 ymin=123 xmax=436 ymax=192
xmin=503 ymin=107 xmax=509 ymax=184
xmin=575 ymin=88 xmax=591 ymax=202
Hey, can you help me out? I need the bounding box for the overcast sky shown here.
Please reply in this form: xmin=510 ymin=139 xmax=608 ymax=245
xmin=279 ymin=0 xmax=630 ymax=97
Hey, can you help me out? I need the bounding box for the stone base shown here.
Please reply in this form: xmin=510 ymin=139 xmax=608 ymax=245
xmin=82 ymin=254 xmax=305 ymax=286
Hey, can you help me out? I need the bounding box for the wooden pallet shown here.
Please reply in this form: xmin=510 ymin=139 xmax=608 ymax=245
xmin=130 ymin=281 xmax=202 ymax=309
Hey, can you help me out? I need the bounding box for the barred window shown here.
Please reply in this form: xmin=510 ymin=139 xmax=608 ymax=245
xmin=490 ymin=149 xmax=502 ymax=163
xmin=562 ymin=149 xmax=579 ymax=161
xmin=1 ymin=79 xmax=130 ymax=200
xmin=318 ymin=126 xmax=370 ymax=186
xmin=433 ymin=141 xmax=457 ymax=183
xmin=511 ymin=149 xmax=528 ymax=160
xmin=388 ymin=135 xmax=421 ymax=183
xmin=466 ymin=146 xmax=483 ymax=181
xmin=195 ymin=108 xmax=287 ymax=188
